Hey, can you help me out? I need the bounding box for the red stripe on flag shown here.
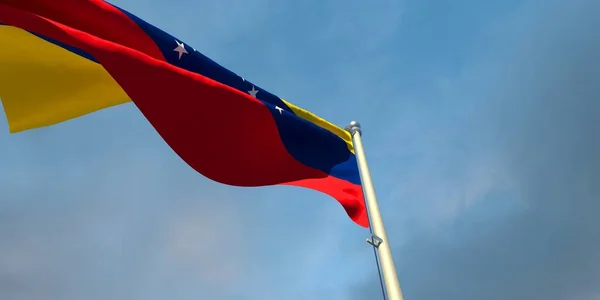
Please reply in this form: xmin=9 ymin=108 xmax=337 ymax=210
xmin=1 ymin=0 xmax=165 ymax=61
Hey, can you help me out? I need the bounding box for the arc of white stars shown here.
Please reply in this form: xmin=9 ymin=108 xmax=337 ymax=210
xmin=173 ymin=40 xmax=188 ymax=59
xmin=275 ymin=106 xmax=284 ymax=114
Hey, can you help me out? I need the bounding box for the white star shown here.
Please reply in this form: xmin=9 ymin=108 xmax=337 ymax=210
xmin=275 ymin=106 xmax=284 ymax=114
xmin=248 ymin=86 xmax=259 ymax=98
xmin=173 ymin=40 xmax=188 ymax=59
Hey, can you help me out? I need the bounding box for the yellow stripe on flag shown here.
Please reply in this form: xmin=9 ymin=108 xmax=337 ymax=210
xmin=281 ymin=99 xmax=355 ymax=154
xmin=0 ymin=26 xmax=130 ymax=133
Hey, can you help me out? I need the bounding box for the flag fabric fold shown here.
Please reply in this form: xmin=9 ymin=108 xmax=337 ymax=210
xmin=0 ymin=0 xmax=369 ymax=227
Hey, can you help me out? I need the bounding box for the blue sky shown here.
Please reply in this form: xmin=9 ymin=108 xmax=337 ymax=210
xmin=1 ymin=0 xmax=599 ymax=299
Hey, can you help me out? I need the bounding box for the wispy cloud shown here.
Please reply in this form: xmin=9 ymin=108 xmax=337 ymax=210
xmin=354 ymin=0 xmax=600 ymax=299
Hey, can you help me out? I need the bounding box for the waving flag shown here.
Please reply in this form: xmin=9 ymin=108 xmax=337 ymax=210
xmin=0 ymin=0 xmax=368 ymax=227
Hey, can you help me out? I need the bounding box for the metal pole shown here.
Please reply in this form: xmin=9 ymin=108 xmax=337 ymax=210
xmin=345 ymin=121 xmax=405 ymax=300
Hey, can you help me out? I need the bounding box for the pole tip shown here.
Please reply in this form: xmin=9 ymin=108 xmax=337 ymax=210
xmin=345 ymin=121 xmax=362 ymax=136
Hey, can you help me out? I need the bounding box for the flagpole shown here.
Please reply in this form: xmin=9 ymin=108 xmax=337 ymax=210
xmin=345 ymin=121 xmax=405 ymax=300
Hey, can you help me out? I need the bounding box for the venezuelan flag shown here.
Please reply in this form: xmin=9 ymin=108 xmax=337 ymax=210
xmin=0 ymin=0 xmax=368 ymax=227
